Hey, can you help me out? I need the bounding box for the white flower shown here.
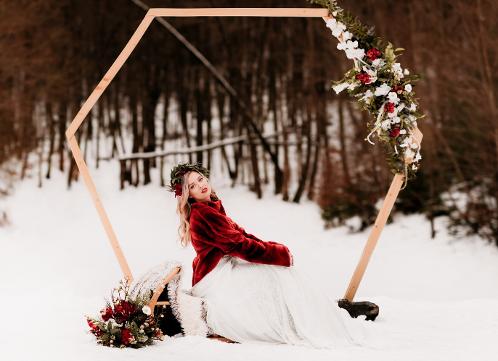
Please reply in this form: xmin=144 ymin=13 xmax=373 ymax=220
xmin=332 ymin=26 xmax=345 ymax=38
xmin=332 ymin=82 xmax=349 ymax=94
xmin=109 ymin=319 xmax=121 ymax=327
xmin=404 ymin=84 xmax=412 ymax=93
xmin=409 ymin=103 xmax=417 ymax=112
xmin=348 ymin=81 xmax=360 ymax=90
xmin=400 ymin=129 xmax=407 ymax=135
xmin=387 ymin=111 xmax=397 ymax=118
xmin=408 ymin=114 xmax=417 ymax=122
xmin=396 ymin=103 xmax=406 ymax=112
xmin=325 ymin=18 xmax=336 ymax=29
xmin=404 ymin=148 xmax=415 ymax=159
xmin=142 ymin=305 xmax=151 ymax=315
xmin=404 ymin=68 xmax=410 ymax=75
xmin=391 ymin=116 xmax=401 ymax=124
xmin=392 ymin=62 xmax=403 ymax=74
xmin=325 ymin=18 xmax=346 ymax=38
xmin=347 ymin=40 xmax=358 ymax=49
xmin=381 ymin=120 xmax=391 ymax=130
xmin=372 ymin=58 xmax=385 ymax=68
xmin=374 ymin=83 xmax=391 ymax=97
xmin=360 ymin=89 xmax=374 ymax=102
xmin=337 ymin=42 xmax=347 ymax=51
xmin=346 ymin=48 xmax=365 ymax=60
xmin=387 ymin=91 xmax=400 ymax=105
xmin=391 ymin=62 xmax=404 ymax=80
xmin=337 ymin=40 xmax=365 ymax=60
xmin=341 ymin=31 xmax=352 ymax=41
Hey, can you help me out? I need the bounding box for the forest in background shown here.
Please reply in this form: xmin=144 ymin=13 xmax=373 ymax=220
xmin=0 ymin=0 xmax=496 ymax=244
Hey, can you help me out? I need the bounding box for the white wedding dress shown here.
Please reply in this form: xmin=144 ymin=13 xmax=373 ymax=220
xmin=190 ymin=255 xmax=369 ymax=349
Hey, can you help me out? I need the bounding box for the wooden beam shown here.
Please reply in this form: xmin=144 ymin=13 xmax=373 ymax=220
xmin=343 ymin=126 xmax=424 ymax=301
xmin=65 ymin=13 xmax=156 ymax=282
xmin=66 ymin=137 xmax=134 ymax=282
xmin=65 ymin=11 xmax=155 ymax=139
xmin=149 ymin=8 xmax=329 ymax=17
xmin=148 ymin=267 xmax=181 ymax=313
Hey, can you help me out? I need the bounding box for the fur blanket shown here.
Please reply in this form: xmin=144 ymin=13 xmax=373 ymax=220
xmin=130 ymin=260 xmax=210 ymax=337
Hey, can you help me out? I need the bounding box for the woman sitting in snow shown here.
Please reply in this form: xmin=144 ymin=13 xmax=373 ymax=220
xmin=169 ymin=161 xmax=376 ymax=348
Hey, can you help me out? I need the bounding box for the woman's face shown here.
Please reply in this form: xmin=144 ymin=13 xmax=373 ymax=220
xmin=186 ymin=171 xmax=211 ymax=202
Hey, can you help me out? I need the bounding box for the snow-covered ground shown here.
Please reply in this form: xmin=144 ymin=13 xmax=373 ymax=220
xmin=1 ymin=158 xmax=498 ymax=361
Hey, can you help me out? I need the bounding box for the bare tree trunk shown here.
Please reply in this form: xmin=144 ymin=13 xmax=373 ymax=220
xmin=130 ymin=92 xmax=140 ymax=186
xmin=195 ymin=70 xmax=205 ymax=165
xmin=58 ymin=101 xmax=67 ymax=172
xmin=307 ymin=115 xmax=322 ymax=201
xmin=215 ymin=88 xmax=237 ymax=181
xmin=45 ymin=102 xmax=55 ymax=179
xmin=293 ymin=105 xmax=313 ymax=203
xmin=67 ymin=101 xmax=81 ymax=188
xmin=476 ymin=0 xmax=498 ymax=210
xmin=338 ymin=98 xmax=352 ymax=187
xmin=205 ymin=76 xmax=213 ymax=171
xmin=96 ymin=103 xmax=103 ymax=169
xmin=179 ymin=71 xmax=192 ymax=164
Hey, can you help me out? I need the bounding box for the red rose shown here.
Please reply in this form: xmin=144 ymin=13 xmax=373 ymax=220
xmin=113 ymin=300 xmax=136 ymax=323
xmin=385 ymin=102 xmax=395 ymax=113
xmin=389 ymin=127 xmax=401 ymax=138
xmin=392 ymin=85 xmax=403 ymax=94
xmin=121 ymin=328 xmax=133 ymax=346
xmin=87 ymin=318 xmax=102 ymax=336
xmin=355 ymin=72 xmax=372 ymax=84
xmin=366 ymin=48 xmax=382 ymax=61
xmin=100 ymin=307 xmax=113 ymax=321
xmin=87 ymin=318 xmax=97 ymax=330
xmin=174 ymin=183 xmax=183 ymax=197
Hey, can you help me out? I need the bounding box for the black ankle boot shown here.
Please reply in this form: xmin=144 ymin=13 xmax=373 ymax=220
xmin=337 ymin=298 xmax=379 ymax=321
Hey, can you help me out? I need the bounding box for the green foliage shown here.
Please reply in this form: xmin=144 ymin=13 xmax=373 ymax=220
xmin=169 ymin=161 xmax=210 ymax=188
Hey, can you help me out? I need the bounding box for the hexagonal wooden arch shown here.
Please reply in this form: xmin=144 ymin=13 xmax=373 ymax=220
xmin=65 ymin=8 xmax=423 ymax=302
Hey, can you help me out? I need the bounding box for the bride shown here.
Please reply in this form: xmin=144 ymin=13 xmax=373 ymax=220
xmin=169 ymin=162 xmax=374 ymax=349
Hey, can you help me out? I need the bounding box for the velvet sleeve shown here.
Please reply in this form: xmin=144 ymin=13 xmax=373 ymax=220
xmin=231 ymin=221 xmax=294 ymax=266
xmin=190 ymin=207 xmax=292 ymax=267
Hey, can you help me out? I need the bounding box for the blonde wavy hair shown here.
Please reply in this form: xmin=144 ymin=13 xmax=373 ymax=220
xmin=176 ymin=170 xmax=219 ymax=247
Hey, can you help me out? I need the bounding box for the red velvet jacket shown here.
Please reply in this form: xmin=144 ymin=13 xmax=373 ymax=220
xmin=189 ymin=197 xmax=293 ymax=286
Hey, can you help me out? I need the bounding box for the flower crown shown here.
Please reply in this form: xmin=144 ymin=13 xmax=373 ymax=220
xmin=167 ymin=162 xmax=210 ymax=198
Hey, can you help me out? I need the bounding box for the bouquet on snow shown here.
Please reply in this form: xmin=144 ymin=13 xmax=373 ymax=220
xmin=85 ymin=279 xmax=164 ymax=348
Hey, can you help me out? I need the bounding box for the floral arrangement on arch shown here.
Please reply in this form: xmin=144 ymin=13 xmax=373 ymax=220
xmin=309 ymin=0 xmax=425 ymax=187
xmin=85 ymin=279 xmax=164 ymax=348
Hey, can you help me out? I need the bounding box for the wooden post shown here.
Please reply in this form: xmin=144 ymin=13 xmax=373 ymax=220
xmin=148 ymin=267 xmax=181 ymax=313
xmin=65 ymin=12 xmax=155 ymax=282
xmin=343 ymin=128 xmax=423 ymax=300
xmin=67 ymin=137 xmax=134 ymax=281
